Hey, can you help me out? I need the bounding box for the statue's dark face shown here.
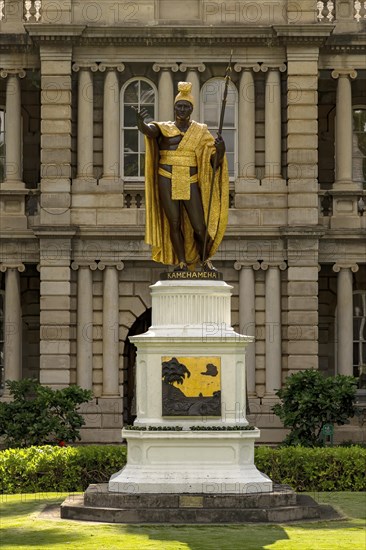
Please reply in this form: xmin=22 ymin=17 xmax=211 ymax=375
xmin=174 ymin=100 xmax=193 ymax=122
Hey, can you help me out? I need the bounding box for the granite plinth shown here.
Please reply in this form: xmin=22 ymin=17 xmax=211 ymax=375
xmin=60 ymin=484 xmax=342 ymax=524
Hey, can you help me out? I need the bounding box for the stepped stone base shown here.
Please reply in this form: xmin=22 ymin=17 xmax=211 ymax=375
xmin=60 ymin=484 xmax=341 ymax=524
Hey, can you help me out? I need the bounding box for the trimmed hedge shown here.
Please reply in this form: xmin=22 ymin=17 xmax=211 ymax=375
xmin=0 ymin=444 xmax=365 ymax=493
xmin=0 ymin=445 xmax=126 ymax=493
xmin=255 ymin=446 xmax=366 ymax=492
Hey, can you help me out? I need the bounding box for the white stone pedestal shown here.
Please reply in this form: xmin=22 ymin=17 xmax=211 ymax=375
xmin=109 ymin=279 xmax=272 ymax=494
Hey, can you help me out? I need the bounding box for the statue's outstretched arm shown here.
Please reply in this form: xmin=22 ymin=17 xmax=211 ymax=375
xmin=132 ymin=107 xmax=160 ymax=139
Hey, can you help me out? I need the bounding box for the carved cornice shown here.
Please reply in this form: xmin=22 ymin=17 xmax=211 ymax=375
xmin=279 ymin=226 xmax=326 ymax=239
xmin=273 ymin=24 xmax=335 ymax=45
xmin=20 ymin=23 xmax=338 ymax=49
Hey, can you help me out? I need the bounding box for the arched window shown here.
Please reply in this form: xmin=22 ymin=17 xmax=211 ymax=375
xmin=354 ymin=291 xmax=366 ymax=388
xmin=0 ymin=109 xmax=5 ymax=183
xmin=201 ymin=78 xmax=238 ymax=178
xmin=0 ymin=291 xmax=4 ymax=396
xmin=121 ymin=78 xmax=157 ymax=179
xmin=352 ymin=108 xmax=366 ymax=188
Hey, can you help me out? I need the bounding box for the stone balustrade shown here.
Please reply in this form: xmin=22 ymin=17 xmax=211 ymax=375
xmin=317 ymin=1 xmax=366 ymax=22
xmin=24 ymin=0 xmax=42 ymax=22
xmin=319 ymin=191 xmax=366 ymax=226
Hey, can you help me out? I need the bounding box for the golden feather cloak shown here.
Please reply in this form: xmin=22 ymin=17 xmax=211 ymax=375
xmin=144 ymin=121 xmax=229 ymax=267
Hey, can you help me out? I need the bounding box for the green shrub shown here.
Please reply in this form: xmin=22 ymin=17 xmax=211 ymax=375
xmin=272 ymin=369 xmax=359 ymax=447
xmin=255 ymin=446 xmax=366 ymax=492
xmin=0 ymin=379 xmax=93 ymax=448
xmin=0 ymin=444 xmax=364 ymax=493
xmin=0 ymin=445 xmax=127 ymax=493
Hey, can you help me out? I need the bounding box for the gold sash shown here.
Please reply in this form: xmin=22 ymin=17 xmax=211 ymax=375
xmin=159 ymin=150 xmax=197 ymax=199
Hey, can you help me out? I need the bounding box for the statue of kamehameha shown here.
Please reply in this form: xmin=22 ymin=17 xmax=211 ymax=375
xmin=135 ymin=81 xmax=229 ymax=272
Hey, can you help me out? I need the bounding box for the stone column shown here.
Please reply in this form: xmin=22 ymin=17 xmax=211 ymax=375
xmin=235 ymin=65 xmax=260 ymax=182
xmin=263 ymin=65 xmax=286 ymax=182
xmin=72 ymin=262 xmax=97 ymax=390
xmin=0 ymin=70 xmax=25 ymax=186
xmin=73 ymin=64 xmax=98 ymax=183
xmin=179 ymin=63 xmax=205 ymax=122
xmin=99 ymin=64 xmax=124 ymax=184
xmin=331 ymin=69 xmax=357 ymax=187
xmin=152 ymin=63 xmax=179 ymax=121
xmin=0 ymin=264 xmax=24 ymax=390
xmin=235 ymin=261 xmax=260 ymax=395
xmin=101 ymin=262 xmax=124 ymax=396
xmin=0 ymin=69 xmax=28 ymax=231
xmin=333 ymin=263 xmax=358 ymax=376
xmin=263 ymin=263 xmax=286 ymax=394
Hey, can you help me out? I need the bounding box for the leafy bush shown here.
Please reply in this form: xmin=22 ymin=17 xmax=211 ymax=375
xmin=0 ymin=379 xmax=92 ymax=448
xmin=0 ymin=444 xmax=364 ymax=493
xmin=0 ymin=445 xmax=127 ymax=493
xmin=255 ymin=446 xmax=366 ymax=492
xmin=272 ymin=369 xmax=359 ymax=447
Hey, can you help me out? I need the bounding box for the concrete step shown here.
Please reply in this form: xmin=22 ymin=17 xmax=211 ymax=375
xmin=84 ymin=483 xmax=297 ymax=509
xmin=59 ymin=484 xmax=342 ymax=524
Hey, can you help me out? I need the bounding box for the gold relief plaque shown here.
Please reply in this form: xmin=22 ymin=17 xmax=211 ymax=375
xmin=161 ymin=356 xmax=221 ymax=416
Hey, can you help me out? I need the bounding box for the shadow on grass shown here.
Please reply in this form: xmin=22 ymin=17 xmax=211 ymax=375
xmin=0 ymin=495 xmax=70 ymax=519
xmin=124 ymin=524 xmax=289 ymax=550
xmin=0 ymin=527 xmax=85 ymax=547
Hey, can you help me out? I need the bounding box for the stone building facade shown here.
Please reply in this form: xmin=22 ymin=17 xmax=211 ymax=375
xmin=0 ymin=0 xmax=365 ymax=444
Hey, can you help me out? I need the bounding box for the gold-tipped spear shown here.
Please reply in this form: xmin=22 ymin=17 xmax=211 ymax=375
xmin=202 ymin=50 xmax=233 ymax=265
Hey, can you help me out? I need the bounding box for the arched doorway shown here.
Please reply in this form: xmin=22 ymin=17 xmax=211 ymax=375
xmin=123 ymin=308 xmax=152 ymax=425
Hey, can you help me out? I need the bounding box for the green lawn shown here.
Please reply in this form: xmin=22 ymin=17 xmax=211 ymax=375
xmin=0 ymin=492 xmax=365 ymax=550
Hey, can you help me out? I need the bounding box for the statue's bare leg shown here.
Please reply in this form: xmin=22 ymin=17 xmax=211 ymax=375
xmin=158 ymin=176 xmax=187 ymax=266
xmin=182 ymin=183 xmax=207 ymax=260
